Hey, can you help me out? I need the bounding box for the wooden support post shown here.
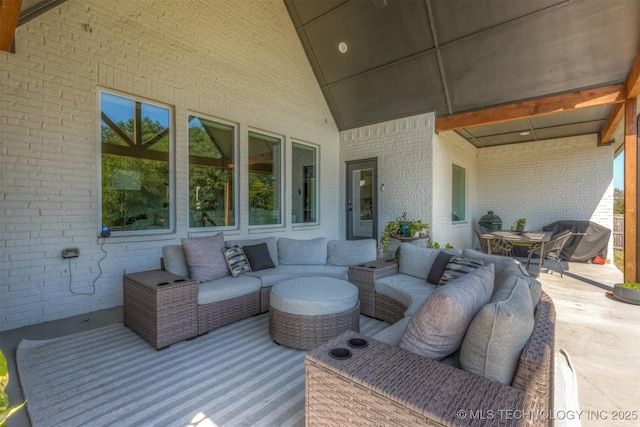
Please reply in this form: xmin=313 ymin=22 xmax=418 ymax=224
xmin=624 ymin=98 xmax=638 ymax=282
xmin=0 ymin=0 xmax=22 ymax=52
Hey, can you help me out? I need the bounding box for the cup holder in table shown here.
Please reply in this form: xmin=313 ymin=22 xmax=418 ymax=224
xmin=329 ymin=348 xmax=352 ymax=360
xmin=347 ymin=338 xmax=368 ymax=348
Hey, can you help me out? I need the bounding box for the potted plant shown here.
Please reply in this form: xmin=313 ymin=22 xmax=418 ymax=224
xmin=611 ymin=283 xmax=640 ymax=305
xmin=1 ymin=350 xmax=26 ymax=425
xmin=380 ymin=213 xmax=430 ymax=249
xmin=513 ymin=218 xmax=526 ymax=232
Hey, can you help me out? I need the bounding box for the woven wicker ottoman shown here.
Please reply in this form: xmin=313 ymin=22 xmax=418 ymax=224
xmin=269 ymin=277 xmax=360 ymax=350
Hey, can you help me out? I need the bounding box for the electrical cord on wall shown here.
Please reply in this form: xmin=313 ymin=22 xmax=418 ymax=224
xmin=68 ymin=238 xmax=108 ymax=295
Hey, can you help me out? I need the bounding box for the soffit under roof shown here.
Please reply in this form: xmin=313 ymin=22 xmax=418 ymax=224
xmin=285 ymin=0 xmax=640 ymax=147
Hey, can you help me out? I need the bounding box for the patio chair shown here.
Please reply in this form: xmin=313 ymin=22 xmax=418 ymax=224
xmin=474 ymin=228 xmax=513 ymax=256
xmin=526 ymin=230 xmax=573 ymax=277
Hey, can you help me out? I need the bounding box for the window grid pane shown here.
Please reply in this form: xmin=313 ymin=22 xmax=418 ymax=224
xmin=101 ymin=92 xmax=171 ymax=232
xmin=188 ymin=115 xmax=236 ymax=228
xmin=248 ymin=131 xmax=282 ymax=226
xmin=292 ymin=142 xmax=317 ymax=224
xmin=452 ymin=164 xmax=465 ymax=222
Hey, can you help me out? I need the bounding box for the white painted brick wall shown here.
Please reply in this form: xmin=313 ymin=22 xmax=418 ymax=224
xmin=0 ymin=0 xmax=340 ymax=331
xmin=477 ymin=134 xmax=614 ymax=259
xmin=340 ymin=113 xmax=434 ymax=252
xmin=432 ymin=131 xmax=478 ymax=249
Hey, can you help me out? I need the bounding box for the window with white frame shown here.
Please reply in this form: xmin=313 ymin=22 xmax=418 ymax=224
xmin=248 ymin=131 xmax=283 ymax=226
xmin=291 ymin=142 xmax=317 ymax=224
xmin=188 ymin=115 xmax=236 ymax=228
xmin=452 ymin=164 xmax=466 ymax=222
xmin=100 ymin=92 xmax=172 ymax=232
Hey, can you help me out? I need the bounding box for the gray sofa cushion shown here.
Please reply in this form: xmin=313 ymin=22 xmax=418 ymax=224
xmin=399 ymin=264 xmax=495 ymax=360
xmin=374 ymin=274 xmax=437 ymax=316
xmin=462 ymin=249 xmax=525 ymax=279
xmin=181 ymin=233 xmax=230 ymax=282
xmin=398 ymin=244 xmax=461 ymax=280
xmin=198 ymin=274 xmax=261 ymax=305
xmin=278 ymin=237 xmax=328 ymax=265
xmin=162 ymin=245 xmax=190 ymax=278
xmin=327 ymin=239 xmax=377 ymax=266
xmin=226 ymin=237 xmax=279 ymax=266
xmin=372 ymin=317 xmax=411 ymax=346
xmin=247 ymin=265 xmax=348 ymax=287
xmin=270 ymin=277 xmax=358 ymax=316
xmin=460 ymin=276 xmax=535 ymax=384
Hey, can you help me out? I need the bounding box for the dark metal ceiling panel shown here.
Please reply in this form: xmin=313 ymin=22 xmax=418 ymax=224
xmin=302 ymin=0 xmax=434 ymax=85
xmin=287 ymin=0 xmax=347 ymax=26
xmin=465 ymin=119 xmax=530 ymax=138
xmin=430 ymin=0 xmax=563 ymax=45
xmin=529 ymin=105 xmax=610 ymax=128
xmin=441 ymin=0 xmax=639 ymax=113
xmin=534 ymin=121 xmax=605 ymax=140
xmin=327 ymin=51 xmax=447 ymax=130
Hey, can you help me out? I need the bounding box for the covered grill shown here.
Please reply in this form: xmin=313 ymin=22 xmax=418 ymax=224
xmin=543 ymin=220 xmax=611 ymax=262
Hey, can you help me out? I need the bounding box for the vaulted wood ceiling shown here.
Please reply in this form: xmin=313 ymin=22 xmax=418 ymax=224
xmin=285 ymin=0 xmax=640 ymax=147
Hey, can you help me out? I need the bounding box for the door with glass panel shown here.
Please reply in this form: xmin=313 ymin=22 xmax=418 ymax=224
xmin=346 ymin=159 xmax=377 ymax=240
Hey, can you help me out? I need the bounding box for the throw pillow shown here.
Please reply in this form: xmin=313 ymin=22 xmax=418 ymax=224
xmin=222 ymin=246 xmax=251 ymax=277
xmin=460 ymin=277 xmax=535 ymax=384
xmin=243 ymin=242 xmax=276 ymax=271
xmin=438 ymin=256 xmax=484 ymax=285
xmin=399 ymin=264 xmax=495 ymax=360
xmin=426 ymin=251 xmax=454 ymax=284
xmin=181 ymin=233 xmax=229 ymax=282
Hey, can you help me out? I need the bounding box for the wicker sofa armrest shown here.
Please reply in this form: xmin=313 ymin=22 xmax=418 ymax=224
xmin=307 ymin=331 xmax=532 ymax=427
xmin=511 ymin=291 xmax=555 ymax=417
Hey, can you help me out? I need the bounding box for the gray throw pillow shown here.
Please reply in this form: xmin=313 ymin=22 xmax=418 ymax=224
xmin=399 ymin=264 xmax=495 ymax=360
xmin=222 ymin=246 xmax=251 ymax=277
xmin=181 ymin=233 xmax=230 ymax=282
xmin=243 ymin=243 xmax=276 ymax=271
xmin=438 ymin=256 xmax=484 ymax=285
xmin=460 ymin=277 xmax=535 ymax=384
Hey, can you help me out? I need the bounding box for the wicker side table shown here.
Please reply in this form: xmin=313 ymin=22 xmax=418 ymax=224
xmin=348 ymin=259 xmax=398 ymax=317
xmin=123 ymin=269 xmax=198 ymax=350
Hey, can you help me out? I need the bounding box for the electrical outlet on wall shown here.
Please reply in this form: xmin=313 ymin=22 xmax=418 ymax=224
xmin=62 ymin=247 xmax=80 ymax=258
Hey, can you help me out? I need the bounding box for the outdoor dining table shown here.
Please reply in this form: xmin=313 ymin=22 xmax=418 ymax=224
xmin=483 ymin=230 xmax=553 ymax=275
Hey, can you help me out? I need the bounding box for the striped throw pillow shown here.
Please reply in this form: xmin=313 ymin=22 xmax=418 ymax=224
xmin=438 ymin=256 xmax=484 ymax=285
xmin=223 ymin=246 xmax=252 ymax=277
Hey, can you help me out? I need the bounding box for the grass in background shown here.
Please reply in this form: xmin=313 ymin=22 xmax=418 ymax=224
xmin=614 ymin=249 xmax=624 ymax=273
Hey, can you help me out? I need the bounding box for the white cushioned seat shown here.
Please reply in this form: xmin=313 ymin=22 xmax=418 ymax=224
xmin=375 ymin=274 xmax=437 ymax=316
xmin=247 ymin=265 xmax=348 ymax=287
xmin=198 ymin=275 xmax=261 ymax=305
xmin=270 ymin=277 xmax=358 ymax=316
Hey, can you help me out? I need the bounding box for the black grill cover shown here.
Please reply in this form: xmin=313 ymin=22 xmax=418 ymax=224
xmin=542 ymin=220 xmax=611 ymax=262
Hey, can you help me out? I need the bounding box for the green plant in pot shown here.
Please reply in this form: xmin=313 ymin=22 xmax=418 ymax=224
xmin=380 ymin=213 xmax=430 ymax=249
xmin=1 ymin=351 xmax=26 ymax=426
xmin=611 ymin=282 xmax=640 ymax=305
xmin=513 ymin=218 xmax=526 ymax=232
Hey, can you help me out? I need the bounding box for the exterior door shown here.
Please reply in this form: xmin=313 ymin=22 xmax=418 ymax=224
xmin=346 ymin=159 xmax=377 ymax=240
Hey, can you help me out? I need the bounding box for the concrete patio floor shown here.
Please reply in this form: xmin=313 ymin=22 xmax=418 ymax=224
xmin=1 ymin=259 xmax=638 ymax=426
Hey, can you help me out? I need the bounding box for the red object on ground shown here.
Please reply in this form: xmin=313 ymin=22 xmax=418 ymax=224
xmin=592 ymin=255 xmax=605 ymax=265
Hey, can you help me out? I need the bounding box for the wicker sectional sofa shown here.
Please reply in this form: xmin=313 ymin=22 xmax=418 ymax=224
xmin=305 ymin=243 xmax=555 ymax=427
xmin=160 ymin=235 xmax=378 ymax=336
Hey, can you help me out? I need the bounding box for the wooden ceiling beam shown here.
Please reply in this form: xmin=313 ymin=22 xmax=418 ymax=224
xmin=599 ymin=51 xmax=640 ymax=144
xmin=600 ymin=103 xmax=625 ymax=145
xmin=436 ymin=82 xmax=626 ymax=133
xmin=627 ymin=50 xmax=640 ymax=99
xmin=0 ymin=0 xmax=23 ymax=52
